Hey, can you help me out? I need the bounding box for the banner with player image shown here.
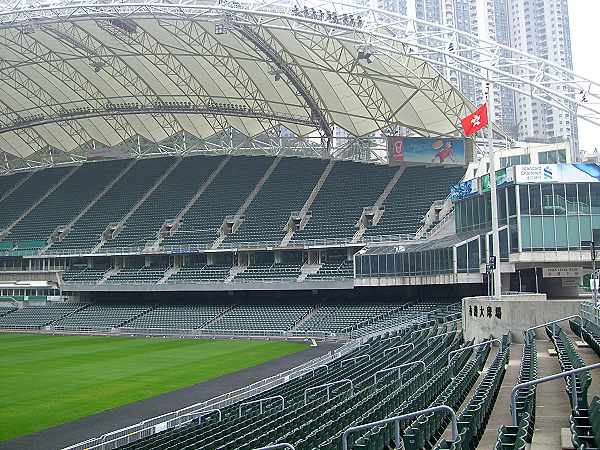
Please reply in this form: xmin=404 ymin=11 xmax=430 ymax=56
xmin=387 ymin=136 xmax=470 ymax=166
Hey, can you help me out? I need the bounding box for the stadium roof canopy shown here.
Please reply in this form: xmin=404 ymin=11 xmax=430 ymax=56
xmin=0 ymin=0 xmax=480 ymax=170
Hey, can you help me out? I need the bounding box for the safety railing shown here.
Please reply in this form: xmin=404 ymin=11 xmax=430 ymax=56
xmin=524 ymin=315 xmax=584 ymax=343
xmin=254 ymin=444 xmax=295 ymax=450
xmin=340 ymin=354 xmax=370 ymax=366
xmin=511 ymin=363 xmax=600 ymax=424
xmin=427 ymin=329 xmax=459 ymax=344
xmin=383 ymin=342 xmax=414 ymax=356
xmin=239 ymin=395 xmax=285 ymax=418
xmin=341 ymin=405 xmax=458 ymax=450
xmin=304 ymin=379 xmax=353 ymax=405
xmin=374 ymin=360 xmax=426 ymax=384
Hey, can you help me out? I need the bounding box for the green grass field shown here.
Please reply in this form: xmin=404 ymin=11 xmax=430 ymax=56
xmin=0 ymin=333 xmax=307 ymax=442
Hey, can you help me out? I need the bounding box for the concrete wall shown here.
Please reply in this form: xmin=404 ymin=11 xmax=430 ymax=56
xmin=463 ymin=294 xmax=582 ymax=343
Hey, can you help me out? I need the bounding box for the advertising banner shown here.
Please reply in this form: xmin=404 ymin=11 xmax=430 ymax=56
xmin=450 ymin=178 xmax=478 ymax=201
xmin=514 ymin=163 xmax=600 ymax=184
xmin=481 ymin=167 xmax=515 ymax=192
xmin=542 ymin=267 xmax=584 ymax=278
xmin=388 ymin=136 xmax=470 ymax=166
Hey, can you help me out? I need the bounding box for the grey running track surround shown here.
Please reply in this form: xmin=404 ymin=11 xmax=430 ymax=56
xmin=447 ymin=339 xmax=500 ymax=376
xmin=341 ymin=405 xmax=458 ymax=450
xmin=239 ymin=395 xmax=285 ymax=418
xmin=304 ymin=379 xmax=353 ymax=405
xmin=524 ymin=315 xmax=584 ymax=343
xmin=511 ymin=363 xmax=600 ymax=425
xmin=374 ymin=360 xmax=426 ymax=384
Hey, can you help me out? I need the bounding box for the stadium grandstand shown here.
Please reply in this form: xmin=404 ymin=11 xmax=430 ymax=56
xmin=1 ymin=0 xmax=600 ymax=450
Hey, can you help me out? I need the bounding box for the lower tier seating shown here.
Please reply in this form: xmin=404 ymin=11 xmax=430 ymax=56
xmin=105 ymin=266 xmax=167 ymax=284
xmin=123 ymin=305 xmax=230 ymax=330
xmin=166 ymin=265 xmax=232 ymax=283
xmin=205 ymin=304 xmax=311 ymax=332
xmin=62 ymin=268 xmax=108 ymax=283
xmin=0 ymin=303 xmax=87 ymax=329
xmin=297 ymin=303 xmax=404 ymax=334
xmin=51 ymin=304 xmax=153 ymax=330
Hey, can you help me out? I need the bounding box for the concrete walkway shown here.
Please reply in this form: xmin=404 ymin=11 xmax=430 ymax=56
xmin=477 ymin=343 xmax=524 ymax=449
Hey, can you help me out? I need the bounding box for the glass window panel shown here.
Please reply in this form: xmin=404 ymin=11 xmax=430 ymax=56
xmin=485 ymin=194 xmax=492 ymax=224
xmin=468 ymin=239 xmax=479 ymax=271
xmin=539 ymin=151 xmax=548 ymax=164
xmin=555 ymin=216 xmax=568 ymax=249
xmin=566 ymin=184 xmax=578 ymax=215
xmin=500 ymin=228 xmax=509 ymax=260
xmin=580 ymin=215 xmax=592 ymax=244
xmin=567 ymin=216 xmax=581 ymax=249
xmin=541 ymin=184 xmax=554 ymax=215
xmin=498 ymin=189 xmax=507 ymax=224
xmin=522 ymin=154 xmax=531 ymax=164
xmin=542 ymin=216 xmax=556 ymax=250
xmin=363 ymin=255 xmax=371 ymax=275
xmin=554 ymin=184 xmax=567 ymax=216
xmin=466 ymin=199 xmax=472 ymax=230
xmin=578 ymin=184 xmax=591 ymax=214
xmin=356 ymin=256 xmax=362 ymax=276
xmin=371 ymin=254 xmax=378 ymax=274
xmin=510 ymin=217 xmax=519 ymax=252
xmin=530 ymin=185 xmax=542 ymax=215
xmin=394 ymin=253 xmax=401 ymax=275
xmin=379 ymin=255 xmax=387 ymax=275
xmin=500 ymin=157 xmax=507 ymax=168
xmin=591 ymin=185 xmax=600 ymax=214
xmin=457 ymin=244 xmax=468 ymax=273
xmin=519 ymin=185 xmax=530 ymax=215
xmin=558 ymin=149 xmax=567 ymax=163
xmin=530 ymin=216 xmax=544 ymax=249
xmin=508 ymin=186 xmax=517 ymax=217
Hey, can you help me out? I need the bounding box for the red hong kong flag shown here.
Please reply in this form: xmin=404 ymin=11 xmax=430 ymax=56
xmin=461 ymin=103 xmax=489 ymax=136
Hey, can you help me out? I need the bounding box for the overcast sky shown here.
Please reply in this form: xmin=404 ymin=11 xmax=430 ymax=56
xmin=569 ymin=0 xmax=599 ymax=153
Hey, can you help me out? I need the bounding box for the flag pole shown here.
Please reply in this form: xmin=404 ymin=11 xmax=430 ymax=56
xmin=487 ymin=78 xmax=502 ymax=300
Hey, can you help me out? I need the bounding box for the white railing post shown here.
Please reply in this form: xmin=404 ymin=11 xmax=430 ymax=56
xmin=304 ymin=379 xmax=353 ymax=405
xmin=374 ymin=360 xmax=426 ymax=384
xmin=239 ymin=395 xmax=285 ymax=418
xmin=254 ymin=444 xmax=295 ymax=450
xmin=523 ymin=315 xmax=584 ymax=343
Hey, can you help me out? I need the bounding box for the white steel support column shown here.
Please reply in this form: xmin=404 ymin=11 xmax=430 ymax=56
xmin=488 ymin=79 xmax=502 ymax=300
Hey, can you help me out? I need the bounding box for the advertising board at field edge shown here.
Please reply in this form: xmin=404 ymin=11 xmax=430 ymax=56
xmin=387 ymin=136 xmax=471 ymax=166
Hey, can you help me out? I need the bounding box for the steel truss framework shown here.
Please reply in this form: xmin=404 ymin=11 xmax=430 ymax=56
xmin=0 ymin=0 xmax=596 ymax=172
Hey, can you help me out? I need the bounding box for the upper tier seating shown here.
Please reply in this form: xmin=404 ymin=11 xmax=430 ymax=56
xmin=47 ymin=158 xmax=173 ymax=253
xmin=205 ymin=304 xmax=311 ymax=332
xmin=291 ymin=161 xmax=397 ymax=242
xmin=161 ymin=156 xmax=274 ymax=248
xmin=115 ymin=321 xmax=467 ymax=450
xmin=167 ymin=264 xmax=232 ymax=283
xmin=0 ymin=167 xmax=71 ymax=235
xmin=297 ymin=303 xmax=403 ymax=333
xmin=52 ymin=304 xmax=152 ymax=330
xmin=105 ymin=266 xmax=167 ymax=284
xmin=0 ymin=172 xmax=26 ymax=200
xmin=224 ymin=157 xmax=328 ymax=246
xmin=123 ymin=304 xmax=230 ymax=330
xmin=62 ymin=268 xmax=108 ymax=283
xmin=0 ymin=303 xmax=87 ymax=329
xmin=306 ymin=260 xmax=354 ymax=280
xmin=6 ymin=160 xmax=129 ymax=247
xmin=234 ymin=263 xmax=302 ymax=282
xmin=102 ymin=155 xmax=224 ymax=250
xmin=364 ymin=166 xmax=465 ymax=238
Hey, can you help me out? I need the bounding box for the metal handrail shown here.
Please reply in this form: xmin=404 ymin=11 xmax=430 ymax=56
xmin=168 ymin=409 xmax=222 ymax=427
xmin=524 ymin=315 xmax=584 ymax=343
xmin=511 ymin=363 xmax=600 ymax=425
xmin=383 ymin=342 xmax=415 ymax=356
xmin=427 ymin=330 xmax=459 ymax=344
xmin=374 ymin=360 xmax=425 ymax=384
xmin=341 ymin=405 xmax=458 ymax=450
xmin=447 ymin=339 xmax=500 ymax=376
xmin=254 ymin=444 xmax=295 ymax=450
xmin=304 ymin=379 xmax=353 ymax=405
xmin=239 ymin=395 xmax=285 ymax=418
xmin=340 ymin=354 xmax=370 ymax=366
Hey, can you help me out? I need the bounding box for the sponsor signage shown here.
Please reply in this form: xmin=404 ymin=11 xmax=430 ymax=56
xmin=514 ymin=163 xmax=600 ymax=184
xmin=481 ymin=167 xmax=515 ymax=192
xmin=542 ymin=266 xmax=584 ymax=278
xmin=387 ymin=136 xmax=470 ymax=166
xmin=450 ymin=178 xmax=478 ymax=201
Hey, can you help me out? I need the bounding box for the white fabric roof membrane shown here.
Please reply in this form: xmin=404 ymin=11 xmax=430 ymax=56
xmin=0 ymin=1 xmax=477 ymax=162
